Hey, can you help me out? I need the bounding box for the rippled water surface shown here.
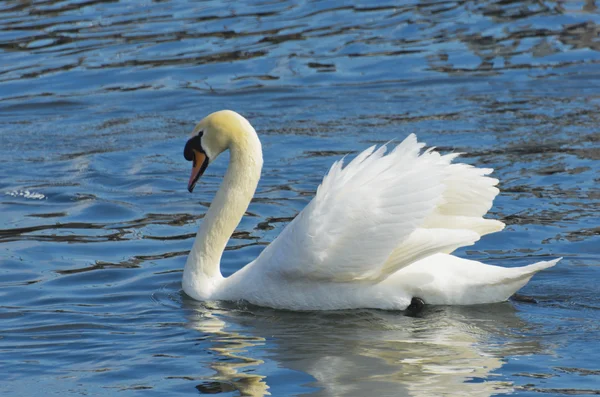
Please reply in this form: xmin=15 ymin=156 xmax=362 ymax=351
xmin=1 ymin=0 xmax=600 ymax=395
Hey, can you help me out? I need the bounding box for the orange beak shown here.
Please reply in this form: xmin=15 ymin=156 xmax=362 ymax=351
xmin=188 ymin=150 xmax=208 ymax=193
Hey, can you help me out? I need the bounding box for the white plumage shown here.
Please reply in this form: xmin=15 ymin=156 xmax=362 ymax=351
xmin=181 ymin=110 xmax=560 ymax=311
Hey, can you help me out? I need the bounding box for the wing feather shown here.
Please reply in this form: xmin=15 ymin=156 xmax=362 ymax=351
xmin=252 ymin=134 xmax=504 ymax=283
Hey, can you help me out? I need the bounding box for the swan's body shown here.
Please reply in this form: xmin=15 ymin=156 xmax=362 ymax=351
xmin=182 ymin=110 xmax=559 ymax=311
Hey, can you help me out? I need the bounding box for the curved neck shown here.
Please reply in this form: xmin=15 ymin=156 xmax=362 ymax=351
xmin=183 ymin=131 xmax=262 ymax=299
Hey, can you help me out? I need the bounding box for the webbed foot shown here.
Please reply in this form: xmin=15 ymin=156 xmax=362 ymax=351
xmin=406 ymin=297 xmax=426 ymax=316
xmin=510 ymin=293 xmax=538 ymax=304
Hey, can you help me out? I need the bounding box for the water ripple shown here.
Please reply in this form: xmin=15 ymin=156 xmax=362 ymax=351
xmin=1 ymin=0 xmax=599 ymax=395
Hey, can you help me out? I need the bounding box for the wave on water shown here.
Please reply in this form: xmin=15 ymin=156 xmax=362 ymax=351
xmin=5 ymin=190 xmax=46 ymax=200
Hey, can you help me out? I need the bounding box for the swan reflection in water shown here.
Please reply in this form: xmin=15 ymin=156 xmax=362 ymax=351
xmin=182 ymin=299 xmax=546 ymax=397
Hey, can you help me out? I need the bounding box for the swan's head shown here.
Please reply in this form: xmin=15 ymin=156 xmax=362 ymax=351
xmin=183 ymin=110 xmax=256 ymax=193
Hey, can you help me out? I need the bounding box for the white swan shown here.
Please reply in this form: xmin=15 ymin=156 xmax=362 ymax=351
xmin=181 ymin=110 xmax=560 ymax=311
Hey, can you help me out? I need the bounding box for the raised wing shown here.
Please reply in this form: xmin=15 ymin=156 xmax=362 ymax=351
xmin=379 ymin=161 xmax=505 ymax=278
xmin=252 ymin=134 xmax=503 ymax=283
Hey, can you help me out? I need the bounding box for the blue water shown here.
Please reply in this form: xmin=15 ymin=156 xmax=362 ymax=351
xmin=1 ymin=0 xmax=600 ymax=395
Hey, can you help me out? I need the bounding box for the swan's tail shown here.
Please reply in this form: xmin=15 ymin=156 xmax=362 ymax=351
xmin=485 ymin=257 xmax=562 ymax=303
xmin=512 ymin=257 xmax=562 ymax=279
xmin=398 ymin=255 xmax=562 ymax=305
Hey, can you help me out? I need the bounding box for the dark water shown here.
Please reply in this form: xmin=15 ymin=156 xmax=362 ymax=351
xmin=1 ymin=0 xmax=600 ymax=395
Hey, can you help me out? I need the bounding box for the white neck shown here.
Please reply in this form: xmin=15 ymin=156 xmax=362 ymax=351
xmin=183 ymin=129 xmax=262 ymax=300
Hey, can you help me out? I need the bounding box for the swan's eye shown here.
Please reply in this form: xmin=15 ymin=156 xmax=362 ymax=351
xmin=183 ymin=132 xmax=205 ymax=161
